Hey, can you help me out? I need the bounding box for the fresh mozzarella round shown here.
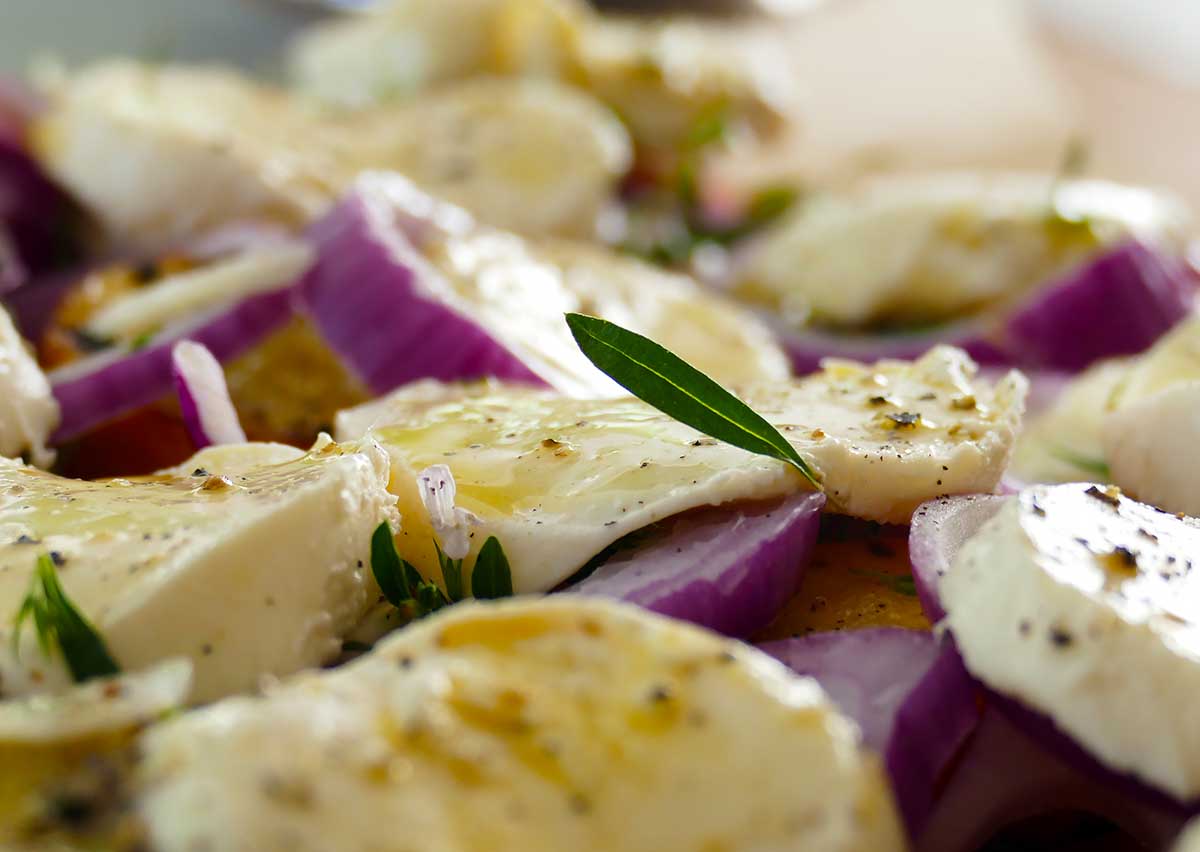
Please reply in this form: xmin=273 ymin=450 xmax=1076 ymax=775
xmin=0 ymin=438 xmax=397 ymax=702
xmin=1177 ymin=819 xmax=1200 ymax=852
xmin=0 ymin=305 xmax=58 ymax=467
xmin=1110 ymin=314 xmax=1200 ymax=409
xmin=736 ymin=173 xmax=1190 ymax=329
xmin=336 ymin=346 xmax=1022 ymax=592
xmin=135 ymin=597 xmax=906 ymax=852
xmin=941 ymin=483 xmax=1200 ymax=800
xmin=34 ymin=62 xmax=629 ymax=248
xmin=337 ymin=380 xmax=803 ymax=593
xmin=1103 ymin=381 xmax=1200 ymax=516
xmin=746 ymin=345 xmax=1026 ymax=522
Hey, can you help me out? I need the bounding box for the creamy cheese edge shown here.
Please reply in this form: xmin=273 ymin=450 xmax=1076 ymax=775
xmin=0 ymin=438 xmax=397 ymax=702
xmin=337 ymin=346 xmax=1024 ymax=593
xmin=0 ymin=306 xmax=59 ymax=468
xmin=942 ymin=484 xmax=1200 ymax=800
xmin=136 ymin=597 xmax=906 ymax=852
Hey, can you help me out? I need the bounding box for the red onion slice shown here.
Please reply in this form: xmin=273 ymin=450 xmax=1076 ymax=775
xmin=778 ymin=241 xmax=1195 ymax=375
xmin=568 ymin=491 xmax=825 ymax=638
xmin=908 ymin=494 xmax=1008 ymax=622
xmin=300 ymin=176 xmax=553 ymax=395
xmin=50 ymin=288 xmax=293 ymax=442
xmin=760 ymin=628 xmax=979 ymax=838
xmin=171 ymin=340 xmax=246 ymax=448
xmin=919 ymin=705 xmax=1191 ymax=852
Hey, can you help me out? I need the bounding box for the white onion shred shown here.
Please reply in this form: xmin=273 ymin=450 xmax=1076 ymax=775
xmin=171 ymin=340 xmax=246 ymax=448
xmin=416 ymin=464 xmax=480 ymax=561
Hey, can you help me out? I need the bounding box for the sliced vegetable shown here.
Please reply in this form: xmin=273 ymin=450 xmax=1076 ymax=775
xmin=920 ymin=705 xmax=1191 ymax=852
xmin=569 ymin=491 xmax=824 ymax=637
xmin=760 ymin=628 xmax=979 ymax=838
xmin=299 ymin=174 xmax=563 ymax=395
xmin=49 ymin=286 xmax=293 ymax=442
xmin=775 ymin=241 xmax=1196 ymax=375
xmin=907 ymin=494 xmax=1007 ymax=622
xmin=171 ymin=340 xmax=246 ymax=448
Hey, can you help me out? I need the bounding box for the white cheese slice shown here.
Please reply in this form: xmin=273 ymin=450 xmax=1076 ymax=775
xmin=941 ymin=483 xmax=1200 ymax=800
xmin=0 ymin=438 xmax=397 ymax=702
xmin=34 ymin=61 xmax=630 ymax=248
xmin=736 ymin=173 xmax=1190 ymax=328
xmin=135 ymin=597 xmax=906 ymax=852
xmin=0 ymin=305 xmax=59 ymax=468
xmin=0 ymin=657 xmax=191 ymax=745
xmin=1176 ymin=819 xmax=1200 ymax=852
xmin=1103 ymin=381 xmax=1200 ymax=516
xmin=336 ymin=346 xmax=1023 ymax=592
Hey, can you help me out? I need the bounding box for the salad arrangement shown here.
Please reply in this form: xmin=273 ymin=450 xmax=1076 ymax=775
xmin=0 ymin=2 xmax=1198 ymax=850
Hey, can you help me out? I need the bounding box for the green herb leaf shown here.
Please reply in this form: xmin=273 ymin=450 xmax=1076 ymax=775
xmin=434 ymin=541 xmax=465 ymax=602
xmin=565 ymin=313 xmax=821 ymax=488
xmin=1049 ymin=446 xmax=1111 ymax=479
xmin=370 ymin=522 xmax=413 ymax=608
xmin=12 ymin=554 xmax=120 ymax=683
xmin=471 ymin=537 xmax=514 ymax=600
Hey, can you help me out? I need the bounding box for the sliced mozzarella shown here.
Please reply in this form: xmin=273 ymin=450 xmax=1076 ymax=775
xmin=1103 ymin=381 xmax=1200 ymax=516
xmin=941 ymin=483 xmax=1200 ymax=800
xmin=0 ymin=305 xmax=58 ymax=467
xmin=337 ymin=380 xmax=803 ymax=593
xmin=0 ymin=659 xmax=192 ymax=843
xmin=0 ymin=658 xmax=191 ymax=745
xmin=336 ymin=346 xmax=1023 ymax=591
xmin=135 ymin=598 xmax=905 ymax=852
xmin=0 ymin=438 xmax=396 ymax=702
xmin=736 ymin=173 xmax=1190 ymax=328
xmin=34 ymin=62 xmax=629 ymax=248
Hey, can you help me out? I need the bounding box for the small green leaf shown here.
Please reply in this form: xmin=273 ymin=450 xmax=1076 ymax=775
xmin=471 ymin=537 xmax=514 ymax=600
xmin=12 ymin=554 xmax=120 ymax=683
xmin=434 ymin=541 xmax=465 ymax=602
xmin=415 ymin=582 xmax=447 ymax=615
xmin=565 ymin=314 xmax=821 ymax=489
xmin=370 ymin=522 xmax=411 ymax=608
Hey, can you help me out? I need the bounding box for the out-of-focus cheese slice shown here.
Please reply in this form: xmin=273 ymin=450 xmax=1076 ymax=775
xmin=0 ymin=305 xmax=58 ymax=467
xmin=374 ymin=175 xmax=789 ymax=393
xmin=0 ymin=659 xmax=191 ymax=843
xmin=736 ymin=173 xmax=1190 ymax=329
xmin=336 ymin=346 xmax=1023 ymax=591
xmin=1011 ymin=361 xmax=1125 ymax=484
xmin=0 ymin=438 xmax=397 ymax=702
xmin=942 ymin=483 xmax=1200 ymax=800
xmin=289 ymin=0 xmax=787 ymax=151
xmin=1177 ymin=819 xmax=1200 ymax=852
xmin=135 ymin=597 xmax=906 ymax=852
xmin=1103 ymin=382 xmax=1200 ymax=516
xmin=34 ymin=61 xmax=630 ymax=248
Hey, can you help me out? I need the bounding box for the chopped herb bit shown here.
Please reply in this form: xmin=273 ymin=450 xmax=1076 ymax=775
xmin=130 ymin=330 xmax=156 ymax=351
xmin=12 ymin=554 xmax=120 ymax=683
xmin=849 ymin=568 xmax=918 ymax=597
xmin=885 ymin=412 xmax=922 ymax=428
xmin=434 ymin=540 xmax=464 ymax=602
xmin=566 ymin=314 xmax=821 ymax=488
xmin=1084 ymin=484 xmax=1122 ymax=507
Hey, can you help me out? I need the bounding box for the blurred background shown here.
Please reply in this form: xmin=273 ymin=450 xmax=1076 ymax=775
xmin=3 ymin=0 xmax=1199 ymax=208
